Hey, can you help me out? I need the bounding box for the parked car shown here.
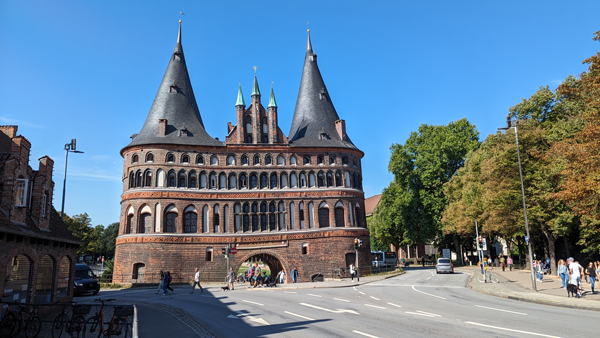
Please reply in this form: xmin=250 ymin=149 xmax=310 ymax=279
xmin=74 ymin=263 xmax=100 ymax=296
xmin=435 ymin=258 xmax=454 ymax=274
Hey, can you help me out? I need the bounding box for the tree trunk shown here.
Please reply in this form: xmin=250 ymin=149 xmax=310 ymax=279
xmin=518 ymin=241 xmax=524 ymax=269
xmin=541 ymin=224 xmax=557 ymax=276
xmin=453 ymin=234 xmax=462 ymax=266
xmin=563 ymin=236 xmax=571 ymax=258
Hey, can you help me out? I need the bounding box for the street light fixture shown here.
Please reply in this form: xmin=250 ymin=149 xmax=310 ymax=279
xmin=61 ymin=139 xmax=84 ymax=221
xmin=498 ymin=116 xmax=537 ymax=292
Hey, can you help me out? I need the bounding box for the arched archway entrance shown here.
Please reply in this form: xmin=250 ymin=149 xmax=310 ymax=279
xmin=235 ymin=251 xmax=288 ymax=284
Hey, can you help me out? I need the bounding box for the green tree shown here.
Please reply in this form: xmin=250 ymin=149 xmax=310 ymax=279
xmin=101 ymin=222 xmax=120 ymax=259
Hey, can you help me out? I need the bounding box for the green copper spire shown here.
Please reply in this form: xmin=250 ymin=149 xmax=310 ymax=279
xmin=268 ymin=85 xmax=277 ymax=108
xmin=251 ymin=75 xmax=261 ymax=96
xmin=236 ymin=84 xmax=245 ymax=106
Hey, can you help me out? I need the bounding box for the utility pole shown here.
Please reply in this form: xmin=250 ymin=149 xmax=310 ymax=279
xmin=475 ymin=219 xmax=485 ymax=281
xmin=60 ymin=139 xmax=84 ymax=221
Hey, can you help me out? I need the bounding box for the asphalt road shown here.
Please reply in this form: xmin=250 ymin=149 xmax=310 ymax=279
xmin=78 ymin=267 xmax=597 ymax=338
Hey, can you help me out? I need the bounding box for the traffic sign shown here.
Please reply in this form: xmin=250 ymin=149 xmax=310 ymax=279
xmin=230 ymin=247 xmax=238 ymax=255
xmin=525 ymin=236 xmax=529 ymax=243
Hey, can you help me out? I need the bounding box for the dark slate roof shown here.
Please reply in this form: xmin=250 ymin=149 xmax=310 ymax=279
xmin=0 ymin=207 xmax=81 ymax=245
xmin=125 ymin=22 xmax=223 ymax=150
xmin=288 ymin=32 xmax=357 ymax=150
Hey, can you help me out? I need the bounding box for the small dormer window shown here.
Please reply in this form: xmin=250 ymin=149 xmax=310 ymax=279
xmin=241 ymin=155 xmax=248 ymax=165
xmin=320 ymin=88 xmax=328 ymax=101
xmin=167 ymin=154 xmax=175 ymax=163
xmin=174 ymin=54 xmax=181 ymax=61
xmin=265 ymin=155 xmax=272 ymax=165
xmin=317 ymin=155 xmax=324 ymax=165
xmin=319 ymin=133 xmax=330 ymax=140
xmin=342 ymin=156 xmax=348 ymax=166
xmin=197 ymin=155 xmax=204 ymax=165
xmin=182 ymin=155 xmax=189 ymax=163
xmin=146 ymin=153 xmax=154 ymax=162
xmin=303 ymin=155 xmax=311 ymax=165
xmin=329 ymin=155 xmax=336 ymax=165
xmin=132 ymin=154 xmax=139 ymax=164
xmin=170 ymin=84 xmax=178 ymax=93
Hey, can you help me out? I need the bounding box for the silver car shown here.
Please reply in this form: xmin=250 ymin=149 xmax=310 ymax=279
xmin=436 ymin=258 xmax=454 ymax=274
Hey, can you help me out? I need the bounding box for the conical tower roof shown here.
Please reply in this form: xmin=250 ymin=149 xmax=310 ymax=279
xmin=125 ymin=21 xmax=223 ymax=150
xmin=288 ymin=30 xmax=356 ymax=149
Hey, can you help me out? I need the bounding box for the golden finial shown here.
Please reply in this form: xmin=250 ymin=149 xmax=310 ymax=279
xmin=253 ymin=66 xmax=257 ymax=75
xmin=307 ymin=21 xmax=310 ymax=33
xmin=271 ymin=81 xmax=274 ymax=88
xmin=179 ymin=19 xmax=182 ymax=23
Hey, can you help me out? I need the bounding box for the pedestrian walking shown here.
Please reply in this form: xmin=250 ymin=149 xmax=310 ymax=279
xmin=350 ymin=264 xmax=356 ymax=281
xmin=228 ymin=267 xmax=235 ymax=291
xmin=253 ymin=264 xmax=262 ymax=288
xmin=494 ymin=256 xmax=499 ymax=268
xmin=155 ymin=270 xmax=164 ymax=294
xmin=569 ymin=258 xmax=583 ymax=296
xmin=165 ymin=271 xmax=174 ymax=293
xmin=421 ymin=256 xmax=425 ymax=267
xmin=278 ymin=270 xmax=286 ymax=284
xmin=162 ymin=271 xmax=169 ymax=295
xmin=507 ymin=256 xmax=513 ymax=271
xmin=587 ymin=262 xmax=596 ymax=294
xmin=247 ymin=265 xmax=254 ymax=287
xmin=291 ymin=268 xmax=297 ymax=283
xmin=535 ymin=260 xmax=544 ymax=283
xmin=190 ymin=267 xmax=204 ymax=294
xmin=557 ymin=259 xmax=568 ymax=289
xmin=500 ymin=256 xmax=505 ymax=272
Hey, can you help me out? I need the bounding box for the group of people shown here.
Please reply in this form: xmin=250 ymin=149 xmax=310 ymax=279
xmin=155 ymin=270 xmax=174 ymax=296
xmin=557 ymin=258 xmax=599 ymax=296
xmin=479 ymin=255 xmax=514 ymax=272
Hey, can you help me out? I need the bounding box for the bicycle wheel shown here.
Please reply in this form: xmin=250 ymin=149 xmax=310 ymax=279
xmin=0 ymin=311 xmax=18 ymax=338
xmin=476 ymin=274 xmax=485 ymax=283
xmin=24 ymin=316 xmax=41 ymax=338
xmin=490 ymin=273 xmax=499 ymax=283
xmin=84 ymin=317 xmax=100 ymax=337
xmin=110 ymin=317 xmax=129 ymax=338
xmin=70 ymin=316 xmax=85 ymax=338
xmin=51 ymin=313 xmax=69 ymax=338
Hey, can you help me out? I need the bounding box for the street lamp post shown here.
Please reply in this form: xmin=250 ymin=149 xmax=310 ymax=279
xmin=498 ymin=116 xmax=537 ymax=292
xmin=60 ymin=139 xmax=84 ymax=221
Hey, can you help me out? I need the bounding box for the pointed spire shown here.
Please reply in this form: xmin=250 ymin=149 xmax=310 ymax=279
xmin=125 ymin=20 xmax=223 ymax=150
xmin=268 ymin=84 xmax=277 ymax=108
xmin=251 ymin=70 xmax=261 ymax=96
xmin=236 ymin=83 xmax=245 ymax=106
xmin=307 ymin=26 xmax=312 ymax=51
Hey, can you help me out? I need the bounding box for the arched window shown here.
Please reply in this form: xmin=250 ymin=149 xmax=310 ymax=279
xmin=41 ymin=192 xmax=48 ymax=217
xmin=144 ymin=170 xmax=152 ymax=187
xmin=290 ymin=202 xmax=295 ymax=229
xmin=200 ymin=172 xmax=207 ymax=189
xmin=135 ymin=171 xmax=142 ymax=187
xmin=345 ymin=171 xmax=351 ymax=188
xmin=132 ymin=154 xmax=139 ymax=163
xmin=126 ymin=214 xmax=133 ymax=234
xmin=335 ymin=171 xmax=342 ymax=187
xmin=167 ymin=153 xmax=175 ymax=163
xmin=139 ymin=212 xmax=151 ymax=233
xmin=318 ymin=204 xmax=329 ymax=228
xmin=228 ymin=174 xmax=237 ymax=189
xmin=203 ymin=205 xmax=209 ymax=232
xmin=252 ymin=213 xmax=258 ymax=232
xmin=317 ymin=155 xmax=324 ymax=165
xmin=146 ymin=153 xmax=154 ymax=162
xmin=342 ymin=156 xmax=348 ymax=166
xmin=184 ymin=211 xmax=197 ymax=233
xmin=243 ymin=203 xmax=250 ymax=232
xmin=280 ymin=173 xmax=288 ymax=188
xmin=206 ymin=248 xmax=213 ymax=262
xmin=260 ymin=173 xmax=268 ymax=189
xmin=303 ymin=155 xmax=311 ymax=165
xmin=35 ymin=255 xmax=55 ymax=304
xmin=165 ymin=212 xmax=177 ymax=233
xmin=213 ymin=205 xmax=220 ymax=233
xmin=269 ymin=202 xmax=276 ymax=231
xmin=354 ymin=205 xmax=362 ymax=227
xmin=56 ymin=256 xmax=71 ymax=299
xmin=132 ymin=263 xmax=145 ymax=280
xmin=299 ymin=173 xmax=306 ymax=188
xmin=326 ymin=172 xmax=333 ymax=187
xmin=262 ymin=117 xmax=268 ymax=143
xmin=277 ymin=155 xmax=285 ymax=165
xmin=308 ymin=202 xmax=315 ymax=228
xmin=156 ymin=169 xmax=165 ymax=188
xmin=189 ymin=172 xmax=197 ymax=188
xmin=260 ymin=202 xmax=267 ymax=231
xmin=219 ymin=173 xmax=226 ymax=189
xmin=234 ymin=203 xmax=241 ymax=232
xmin=224 ymin=205 xmax=229 ymax=233
xmin=239 ymin=173 xmax=247 ymax=189
xmin=335 ymin=205 xmax=344 ymax=227
xmin=253 ymin=154 xmax=260 ymax=165
xmin=349 ymin=201 xmax=355 ymax=227
xmin=309 ymin=172 xmax=316 ymax=188
xmin=317 ymin=172 xmax=325 ymax=187
xmin=210 ymin=155 xmax=219 ymax=165
xmin=302 ymin=243 xmax=309 ymax=255
xmin=178 ymin=171 xmax=186 ymax=188
xmin=250 ymin=173 xmax=257 ymax=189
xmin=299 ymin=202 xmax=305 ymax=229
xmin=290 ymin=155 xmax=297 ymax=165
xmin=278 ymin=202 xmax=285 ymax=230
xmin=197 ymin=155 xmax=204 ymax=165
xmin=227 ymin=155 xmax=235 ymax=165
xmin=245 ymin=116 xmax=253 ymax=143
xmin=209 ymin=172 xmax=217 ymax=189
xmin=167 ymin=171 xmax=176 ymax=188
xmin=265 ymin=155 xmax=272 ymax=165
xmin=329 ymin=155 xmax=336 ymax=165
xmin=270 ymin=173 xmax=277 ymax=189
xmin=290 ymin=172 xmax=297 ymax=188
xmin=7 ymin=255 xmax=32 ymax=303
xmin=181 ymin=154 xmax=190 ymax=163
xmin=241 ymin=155 xmax=249 ymax=165
xmin=129 ymin=172 xmax=134 ymax=189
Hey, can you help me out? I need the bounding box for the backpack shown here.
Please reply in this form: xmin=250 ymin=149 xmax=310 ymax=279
xmin=168 ymin=275 xmax=172 ymax=283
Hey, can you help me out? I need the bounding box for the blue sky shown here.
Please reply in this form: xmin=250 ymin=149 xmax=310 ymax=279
xmin=1 ymin=1 xmax=599 ymax=227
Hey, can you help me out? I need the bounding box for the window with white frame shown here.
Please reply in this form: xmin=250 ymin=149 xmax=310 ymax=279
xmin=16 ymin=178 xmax=28 ymax=207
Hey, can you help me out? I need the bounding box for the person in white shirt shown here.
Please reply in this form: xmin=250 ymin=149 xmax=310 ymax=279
xmin=190 ymin=267 xmax=204 ymax=294
xmin=568 ymin=258 xmax=582 ymax=287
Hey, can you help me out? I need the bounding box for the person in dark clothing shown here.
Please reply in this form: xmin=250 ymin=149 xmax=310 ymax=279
xmin=421 ymin=256 xmax=425 ymax=267
xmin=587 ymin=262 xmax=597 ymax=294
xmin=165 ymin=271 xmax=174 ymax=292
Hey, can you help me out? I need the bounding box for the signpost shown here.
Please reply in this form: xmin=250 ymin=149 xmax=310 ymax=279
xmin=442 ymin=249 xmax=450 ymax=259
xmin=230 ymin=247 xmax=237 ymax=255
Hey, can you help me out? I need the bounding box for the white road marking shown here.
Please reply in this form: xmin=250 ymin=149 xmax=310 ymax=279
xmin=405 ymin=311 xmax=437 ymax=317
xmin=369 ymin=296 xmax=380 ymax=300
xmin=234 ymin=311 xmax=270 ymax=325
xmin=411 ymin=285 xmax=447 ymax=300
xmin=364 ymin=304 xmax=386 ymax=309
xmin=334 ymin=298 xmax=351 ymax=302
xmin=369 ymin=284 xmax=463 ymax=288
xmin=358 ymin=291 xmax=366 ymax=295
xmin=299 ymin=303 xmax=359 ymax=315
xmin=353 ymin=287 xmax=357 ymax=290
xmin=387 ymin=302 xmax=402 ymax=308
xmin=353 ymin=330 xmax=380 ymax=338
xmin=416 ymin=310 xmax=441 ymax=317
xmin=283 ymin=291 xmax=297 ymax=294
xmin=242 ymin=300 xmax=264 ymax=306
xmin=425 ymin=277 xmax=431 ymax=280
xmin=227 ymin=314 xmax=240 ymax=319
xmin=465 ymin=322 xmax=561 ymax=338
xmin=475 ymin=305 xmax=527 ymax=315
xmin=308 ymin=293 xmax=322 ymax=298
xmin=284 ymin=311 xmax=315 ymax=321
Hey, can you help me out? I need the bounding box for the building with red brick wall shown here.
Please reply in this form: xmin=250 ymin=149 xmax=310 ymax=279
xmin=114 ymin=23 xmax=370 ymax=284
xmin=0 ymin=125 xmax=81 ymax=304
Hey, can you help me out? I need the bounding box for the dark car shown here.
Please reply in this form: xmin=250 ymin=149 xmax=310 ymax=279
xmin=74 ymin=263 xmax=100 ymax=296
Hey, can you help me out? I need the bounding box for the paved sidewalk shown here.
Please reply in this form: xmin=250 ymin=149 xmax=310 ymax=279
xmin=460 ymin=266 xmax=600 ymax=311
xmin=135 ymin=302 xmax=214 ymax=338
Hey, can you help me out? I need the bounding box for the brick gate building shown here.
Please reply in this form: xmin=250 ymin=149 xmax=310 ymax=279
xmin=113 ymin=22 xmax=370 ymax=284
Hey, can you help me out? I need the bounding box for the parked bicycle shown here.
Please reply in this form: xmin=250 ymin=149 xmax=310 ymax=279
xmin=51 ymin=302 xmax=91 ymax=338
xmin=0 ymin=295 xmax=18 ymax=338
xmin=84 ymin=299 xmax=131 ymax=338
xmin=477 ymin=271 xmax=499 ymax=283
xmin=5 ymin=302 xmax=41 ymax=338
